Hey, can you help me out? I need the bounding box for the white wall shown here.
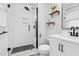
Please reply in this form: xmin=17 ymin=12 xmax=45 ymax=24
xmin=38 ymin=4 xmax=46 ymax=45
xmin=46 ymin=3 xmax=62 ymax=35
xmin=38 ymin=3 xmax=62 ymax=45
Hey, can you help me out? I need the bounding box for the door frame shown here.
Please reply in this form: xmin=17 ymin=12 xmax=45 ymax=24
xmin=36 ymin=7 xmax=38 ymax=49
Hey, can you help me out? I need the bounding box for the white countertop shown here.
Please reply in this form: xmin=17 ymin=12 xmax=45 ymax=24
xmin=48 ymin=34 xmax=79 ymax=44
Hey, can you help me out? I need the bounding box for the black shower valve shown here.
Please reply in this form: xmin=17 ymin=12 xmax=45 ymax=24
xmin=7 ymin=48 xmax=11 ymax=51
xmin=7 ymin=4 xmax=10 ymax=8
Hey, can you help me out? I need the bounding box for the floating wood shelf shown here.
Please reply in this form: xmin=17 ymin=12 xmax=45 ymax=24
xmin=49 ymin=11 xmax=60 ymax=17
xmin=46 ymin=22 xmax=55 ymax=26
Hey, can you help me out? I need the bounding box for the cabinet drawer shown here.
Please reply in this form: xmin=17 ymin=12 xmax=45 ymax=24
xmin=49 ymin=37 xmax=62 ymax=56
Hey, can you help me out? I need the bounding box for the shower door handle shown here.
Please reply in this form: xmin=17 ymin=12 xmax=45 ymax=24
xmin=61 ymin=44 xmax=64 ymax=52
xmin=28 ymin=25 xmax=30 ymax=31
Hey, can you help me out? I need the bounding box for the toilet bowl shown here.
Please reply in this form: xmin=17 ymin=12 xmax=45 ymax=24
xmin=38 ymin=44 xmax=50 ymax=56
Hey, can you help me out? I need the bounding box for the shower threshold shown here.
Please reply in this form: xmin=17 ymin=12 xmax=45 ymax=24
xmin=11 ymin=48 xmax=38 ymax=56
xmin=11 ymin=44 xmax=35 ymax=54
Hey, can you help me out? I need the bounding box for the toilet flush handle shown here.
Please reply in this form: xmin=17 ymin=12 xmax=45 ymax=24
xmin=7 ymin=48 xmax=11 ymax=51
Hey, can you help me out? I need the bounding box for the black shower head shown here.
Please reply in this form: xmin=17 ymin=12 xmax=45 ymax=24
xmin=24 ymin=6 xmax=30 ymax=11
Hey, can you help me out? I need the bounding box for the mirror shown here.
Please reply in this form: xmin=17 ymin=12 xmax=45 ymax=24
xmin=62 ymin=3 xmax=79 ymax=29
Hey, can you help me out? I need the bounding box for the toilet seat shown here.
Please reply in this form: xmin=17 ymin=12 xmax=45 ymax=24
xmin=38 ymin=44 xmax=50 ymax=56
xmin=39 ymin=44 xmax=50 ymax=51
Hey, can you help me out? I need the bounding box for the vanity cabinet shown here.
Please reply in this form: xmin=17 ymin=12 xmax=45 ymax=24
xmin=49 ymin=37 xmax=79 ymax=56
xmin=49 ymin=37 xmax=63 ymax=56
xmin=63 ymin=41 xmax=79 ymax=56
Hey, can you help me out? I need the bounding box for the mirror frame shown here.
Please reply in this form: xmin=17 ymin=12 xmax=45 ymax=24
xmin=61 ymin=3 xmax=71 ymax=30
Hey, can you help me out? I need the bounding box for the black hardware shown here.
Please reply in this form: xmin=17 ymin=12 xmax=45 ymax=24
xmin=24 ymin=6 xmax=30 ymax=11
xmin=58 ymin=44 xmax=64 ymax=52
xmin=75 ymin=27 xmax=79 ymax=37
xmin=36 ymin=8 xmax=38 ymax=49
xmin=7 ymin=48 xmax=11 ymax=51
xmin=61 ymin=44 xmax=64 ymax=52
xmin=68 ymin=27 xmax=79 ymax=37
xmin=58 ymin=44 xmax=61 ymax=51
xmin=28 ymin=25 xmax=30 ymax=31
xmin=76 ymin=27 xmax=79 ymax=29
xmin=11 ymin=44 xmax=35 ymax=54
xmin=68 ymin=32 xmax=73 ymax=36
xmin=76 ymin=32 xmax=78 ymax=37
xmin=0 ymin=31 xmax=8 ymax=35
xmin=75 ymin=32 xmax=79 ymax=37
xmin=7 ymin=4 xmax=10 ymax=8
xmin=68 ymin=27 xmax=76 ymax=36
xmin=71 ymin=27 xmax=76 ymax=36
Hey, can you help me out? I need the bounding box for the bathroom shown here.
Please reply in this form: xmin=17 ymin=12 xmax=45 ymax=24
xmin=0 ymin=3 xmax=79 ymax=56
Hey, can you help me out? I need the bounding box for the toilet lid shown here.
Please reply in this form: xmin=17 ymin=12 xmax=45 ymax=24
xmin=39 ymin=44 xmax=50 ymax=51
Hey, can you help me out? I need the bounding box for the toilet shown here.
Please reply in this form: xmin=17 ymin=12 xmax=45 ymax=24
xmin=38 ymin=44 xmax=50 ymax=56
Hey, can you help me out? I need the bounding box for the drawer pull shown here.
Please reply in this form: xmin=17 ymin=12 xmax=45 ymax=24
xmin=61 ymin=44 xmax=64 ymax=52
xmin=58 ymin=44 xmax=61 ymax=51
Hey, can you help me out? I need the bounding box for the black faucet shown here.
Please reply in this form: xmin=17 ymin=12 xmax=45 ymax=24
xmin=75 ymin=27 xmax=79 ymax=37
xmin=71 ymin=27 xmax=75 ymax=36
xmin=68 ymin=27 xmax=79 ymax=37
